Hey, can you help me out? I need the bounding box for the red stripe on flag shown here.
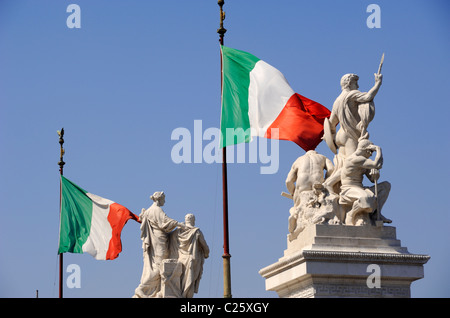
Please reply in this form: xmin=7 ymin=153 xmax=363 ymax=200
xmin=265 ymin=93 xmax=330 ymax=151
xmin=106 ymin=203 xmax=139 ymax=260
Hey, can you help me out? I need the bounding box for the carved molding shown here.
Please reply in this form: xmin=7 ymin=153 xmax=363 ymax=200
xmin=259 ymin=250 xmax=430 ymax=278
xmin=302 ymin=250 xmax=431 ymax=264
xmin=283 ymin=282 xmax=411 ymax=298
xmin=259 ymin=251 xmax=304 ymax=277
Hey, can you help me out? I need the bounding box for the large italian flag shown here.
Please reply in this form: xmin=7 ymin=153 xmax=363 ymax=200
xmin=220 ymin=45 xmax=330 ymax=150
xmin=58 ymin=176 xmax=139 ymax=260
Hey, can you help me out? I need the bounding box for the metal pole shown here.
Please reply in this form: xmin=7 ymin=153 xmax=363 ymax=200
xmin=57 ymin=128 xmax=65 ymax=298
xmin=217 ymin=0 xmax=231 ymax=298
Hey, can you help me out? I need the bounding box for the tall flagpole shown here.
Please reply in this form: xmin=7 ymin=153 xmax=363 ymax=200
xmin=217 ymin=0 xmax=231 ymax=298
xmin=57 ymin=128 xmax=65 ymax=298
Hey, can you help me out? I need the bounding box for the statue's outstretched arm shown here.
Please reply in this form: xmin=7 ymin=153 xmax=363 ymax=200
xmin=354 ymin=74 xmax=383 ymax=103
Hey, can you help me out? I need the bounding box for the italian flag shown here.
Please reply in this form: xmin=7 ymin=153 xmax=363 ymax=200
xmin=58 ymin=176 xmax=139 ymax=260
xmin=220 ymin=45 xmax=330 ymax=150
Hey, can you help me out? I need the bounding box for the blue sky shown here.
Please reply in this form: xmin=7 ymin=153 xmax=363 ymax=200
xmin=0 ymin=0 xmax=449 ymax=298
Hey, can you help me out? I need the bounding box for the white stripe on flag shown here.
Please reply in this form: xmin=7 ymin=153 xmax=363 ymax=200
xmin=248 ymin=60 xmax=295 ymax=137
xmin=82 ymin=193 xmax=114 ymax=260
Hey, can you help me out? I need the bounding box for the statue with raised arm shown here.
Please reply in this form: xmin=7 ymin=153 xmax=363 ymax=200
xmin=339 ymin=139 xmax=391 ymax=225
xmin=133 ymin=191 xmax=185 ymax=298
xmin=280 ymin=56 xmax=393 ymax=239
xmin=321 ymin=60 xmax=386 ymax=201
xmin=325 ymin=72 xmax=382 ymax=159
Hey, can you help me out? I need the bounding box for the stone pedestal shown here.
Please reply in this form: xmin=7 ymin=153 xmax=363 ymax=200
xmin=259 ymin=224 xmax=430 ymax=298
xmin=160 ymin=259 xmax=183 ymax=298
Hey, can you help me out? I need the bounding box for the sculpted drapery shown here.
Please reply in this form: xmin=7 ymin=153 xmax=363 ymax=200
xmin=133 ymin=193 xmax=209 ymax=298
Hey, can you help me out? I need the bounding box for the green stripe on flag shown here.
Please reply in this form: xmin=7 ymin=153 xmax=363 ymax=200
xmin=220 ymin=45 xmax=260 ymax=147
xmin=58 ymin=176 xmax=93 ymax=254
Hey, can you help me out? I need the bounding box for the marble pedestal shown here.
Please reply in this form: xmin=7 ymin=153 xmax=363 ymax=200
xmin=160 ymin=259 xmax=183 ymax=298
xmin=259 ymin=224 xmax=430 ymax=298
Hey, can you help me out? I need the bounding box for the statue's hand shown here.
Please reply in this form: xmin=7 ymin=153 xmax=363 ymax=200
xmin=374 ymin=73 xmax=383 ymax=84
xmin=370 ymin=169 xmax=380 ymax=181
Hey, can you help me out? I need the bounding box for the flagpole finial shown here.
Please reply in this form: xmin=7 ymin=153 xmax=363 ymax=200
xmin=217 ymin=0 xmax=226 ymax=44
xmin=58 ymin=127 xmax=65 ymax=175
xmin=57 ymin=127 xmax=66 ymax=298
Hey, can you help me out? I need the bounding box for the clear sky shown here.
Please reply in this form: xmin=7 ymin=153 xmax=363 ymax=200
xmin=0 ymin=0 xmax=449 ymax=298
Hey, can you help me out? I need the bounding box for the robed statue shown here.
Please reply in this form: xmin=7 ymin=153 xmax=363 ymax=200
xmin=133 ymin=191 xmax=185 ymax=298
xmin=133 ymin=192 xmax=209 ymax=298
xmin=169 ymin=214 xmax=210 ymax=298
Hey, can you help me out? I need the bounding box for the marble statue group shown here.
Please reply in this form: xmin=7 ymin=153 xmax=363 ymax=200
xmin=285 ymin=69 xmax=392 ymax=241
xmin=132 ymin=62 xmax=391 ymax=297
xmin=133 ymin=191 xmax=209 ymax=298
xmin=260 ymin=61 xmax=430 ymax=299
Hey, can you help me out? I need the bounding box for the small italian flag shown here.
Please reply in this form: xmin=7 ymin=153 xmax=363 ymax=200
xmin=58 ymin=176 xmax=139 ymax=260
xmin=220 ymin=45 xmax=330 ymax=150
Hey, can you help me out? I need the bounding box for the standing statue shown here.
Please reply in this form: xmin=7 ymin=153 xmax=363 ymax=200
xmin=133 ymin=191 xmax=185 ymax=298
xmin=169 ymin=213 xmax=210 ymax=298
xmin=325 ymin=72 xmax=382 ymax=159
xmin=322 ymin=70 xmax=384 ymax=196
xmin=133 ymin=193 xmax=209 ymax=298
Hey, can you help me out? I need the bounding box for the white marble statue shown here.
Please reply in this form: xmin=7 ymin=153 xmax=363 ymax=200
xmin=133 ymin=193 xmax=209 ymax=298
xmin=338 ymin=139 xmax=391 ymax=225
xmin=285 ymin=150 xmax=335 ymax=208
xmin=283 ymin=66 xmax=392 ymax=233
xmin=169 ymin=213 xmax=210 ymax=298
xmin=133 ymin=191 xmax=185 ymax=298
xmin=322 ymin=72 xmax=383 ymax=196
xmin=325 ymin=72 xmax=382 ymax=158
xmin=284 ymin=150 xmax=342 ymax=240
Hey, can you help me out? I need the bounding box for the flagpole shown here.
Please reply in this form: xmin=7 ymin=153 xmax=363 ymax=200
xmin=57 ymin=128 xmax=65 ymax=298
xmin=217 ymin=0 xmax=231 ymax=298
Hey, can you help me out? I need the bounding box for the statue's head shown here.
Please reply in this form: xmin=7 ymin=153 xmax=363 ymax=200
xmin=185 ymin=213 xmax=195 ymax=226
xmin=150 ymin=191 xmax=165 ymax=206
xmin=340 ymin=73 xmax=359 ymax=90
xmin=357 ymin=139 xmax=374 ymax=157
